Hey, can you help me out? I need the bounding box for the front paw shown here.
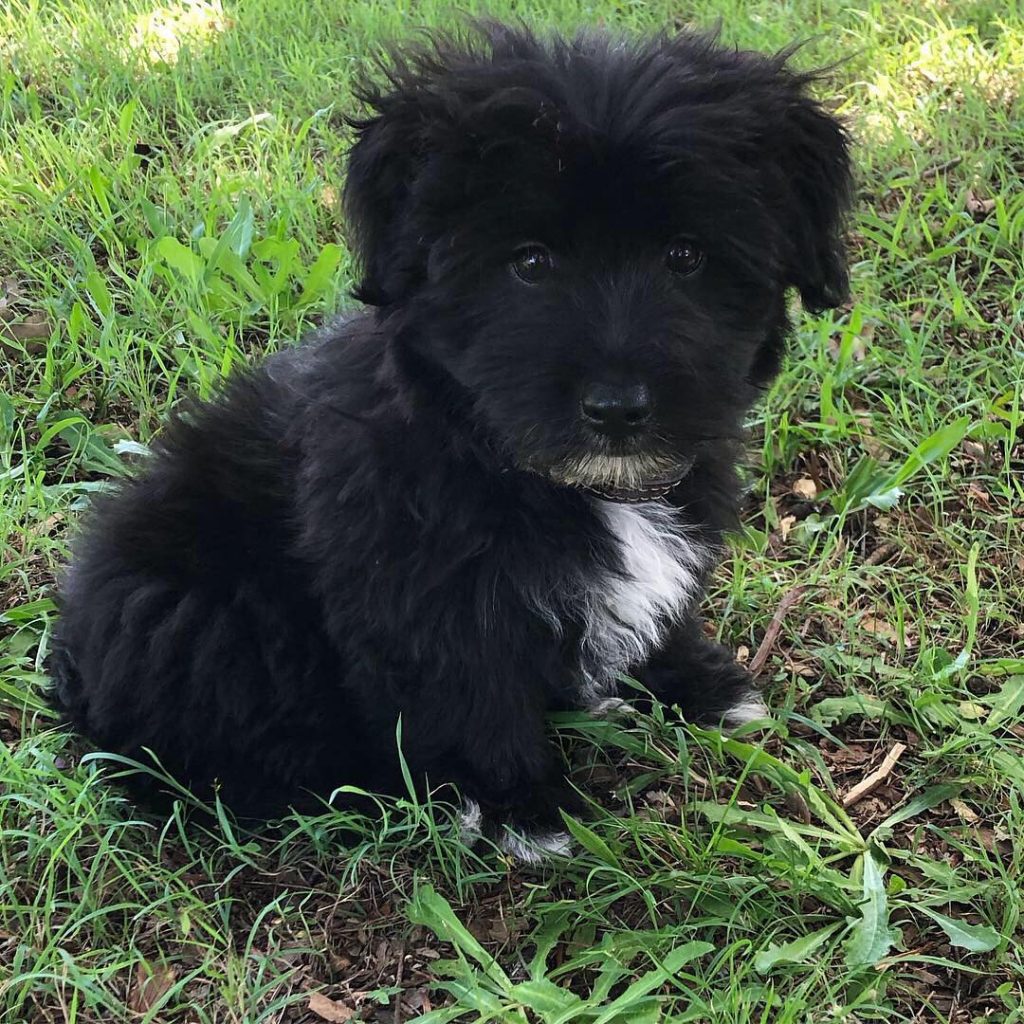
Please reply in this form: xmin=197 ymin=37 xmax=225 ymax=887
xmin=585 ymin=695 xmax=637 ymax=719
xmin=631 ymin=673 xmax=770 ymax=732
xmin=468 ymin=779 xmax=583 ymax=863
xmin=668 ymin=684 xmax=770 ymax=732
xmin=718 ymin=688 xmax=770 ymax=731
xmin=456 ymin=797 xmax=573 ymax=863
xmin=638 ymin=645 xmax=771 ymax=731
xmin=497 ymin=822 xmax=573 ymax=863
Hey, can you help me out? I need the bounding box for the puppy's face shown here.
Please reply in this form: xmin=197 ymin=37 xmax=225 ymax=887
xmin=345 ymin=27 xmax=852 ymax=499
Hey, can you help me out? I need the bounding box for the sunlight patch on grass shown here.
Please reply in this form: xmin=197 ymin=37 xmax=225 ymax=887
xmin=857 ymin=22 xmax=1022 ymax=148
xmin=129 ymin=0 xmax=230 ymax=66
xmin=910 ymin=30 xmax=1021 ymax=107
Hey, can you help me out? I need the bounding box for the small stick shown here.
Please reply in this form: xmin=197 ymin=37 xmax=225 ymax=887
xmin=863 ymin=542 xmax=898 ymax=567
xmin=393 ymin=943 xmax=406 ymax=1024
xmin=842 ymin=743 xmax=907 ymax=808
xmin=748 ymin=585 xmax=809 ymax=677
xmin=919 ymin=156 xmax=963 ymax=181
xmin=875 ymin=156 xmax=963 ymax=204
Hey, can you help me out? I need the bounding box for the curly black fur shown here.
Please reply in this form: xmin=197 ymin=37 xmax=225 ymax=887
xmin=49 ymin=22 xmax=851 ymax=850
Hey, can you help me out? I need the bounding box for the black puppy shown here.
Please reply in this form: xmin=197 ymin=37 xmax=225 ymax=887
xmin=50 ymin=22 xmax=851 ymax=859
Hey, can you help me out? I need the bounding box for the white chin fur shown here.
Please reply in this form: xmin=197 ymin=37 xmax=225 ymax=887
xmin=549 ymin=452 xmax=682 ymax=491
xmin=499 ymin=828 xmax=573 ymax=863
xmin=722 ymin=694 xmax=770 ymax=731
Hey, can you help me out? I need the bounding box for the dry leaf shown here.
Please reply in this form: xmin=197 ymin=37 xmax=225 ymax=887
xmin=0 ymin=314 xmax=50 ymax=341
xmin=0 ymin=276 xmax=23 ymax=310
xmin=329 ymin=952 xmax=352 ymax=972
xmin=966 ymin=190 xmax=996 ymax=218
xmin=950 ymin=798 xmax=980 ymax=823
xmin=905 ymin=966 xmax=942 ymax=986
xmin=778 ymin=514 xmax=797 ymax=541
xmin=644 ymin=789 xmax=676 ymax=809
xmin=29 ymin=512 xmax=64 ymax=537
xmin=784 ymin=788 xmax=812 ymax=823
xmin=860 ymin=615 xmax=899 ymax=642
xmin=977 ymin=825 xmax=1012 ymax=854
xmin=957 ymin=701 xmax=988 ymax=721
xmin=792 ymin=477 xmax=817 ymax=500
xmin=404 ymin=988 xmax=432 ymax=1014
xmin=129 ymin=961 xmax=176 ymax=1013
xmin=862 ymin=436 xmax=887 ymax=459
xmin=961 ymin=440 xmax=986 ymax=461
xmin=827 ymin=744 xmax=871 ymax=768
xmin=827 ymin=322 xmax=872 ymax=362
xmin=966 ymin=483 xmax=992 ymax=507
xmin=782 ymin=656 xmax=817 ymax=678
xmin=308 ymin=992 xmax=354 ymax=1023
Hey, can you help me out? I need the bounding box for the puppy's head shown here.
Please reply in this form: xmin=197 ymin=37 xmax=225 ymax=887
xmin=344 ymin=23 xmax=852 ymax=500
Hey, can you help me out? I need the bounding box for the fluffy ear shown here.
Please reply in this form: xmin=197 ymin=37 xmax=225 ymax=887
xmin=772 ymin=79 xmax=853 ymax=312
xmin=343 ymin=63 xmax=432 ymax=307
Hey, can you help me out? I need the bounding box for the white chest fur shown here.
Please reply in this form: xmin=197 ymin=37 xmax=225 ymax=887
xmin=578 ymin=500 xmax=709 ymax=699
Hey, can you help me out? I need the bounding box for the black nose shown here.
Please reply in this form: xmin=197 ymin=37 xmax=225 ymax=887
xmin=580 ymin=382 xmax=652 ymax=439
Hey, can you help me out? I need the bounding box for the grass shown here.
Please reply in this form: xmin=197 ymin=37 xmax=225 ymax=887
xmin=1 ymin=0 xmax=1023 ymax=1020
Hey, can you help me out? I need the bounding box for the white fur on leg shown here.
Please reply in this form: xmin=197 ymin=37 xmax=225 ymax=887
xmin=586 ymin=696 xmax=637 ymax=718
xmin=721 ymin=693 xmax=770 ymax=731
xmin=458 ymin=799 xmax=483 ymax=841
xmin=457 ymin=804 xmax=572 ymax=863
xmin=499 ymin=827 xmax=573 ymax=864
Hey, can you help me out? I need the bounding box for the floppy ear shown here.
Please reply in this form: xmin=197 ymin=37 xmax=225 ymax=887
xmin=343 ymin=79 xmax=428 ymax=307
xmin=772 ymin=84 xmax=853 ymax=312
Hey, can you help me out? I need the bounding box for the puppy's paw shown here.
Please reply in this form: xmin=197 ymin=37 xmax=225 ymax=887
xmin=586 ymin=696 xmax=637 ymax=719
xmin=498 ymin=825 xmax=572 ymax=863
xmin=720 ymin=690 xmax=770 ymax=732
xmin=458 ymin=800 xmax=573 ymax=863
xmin=467 ymin=776 xmax=582 ymax=863
xmin=494 ymin=787 xmax=580 ymax=862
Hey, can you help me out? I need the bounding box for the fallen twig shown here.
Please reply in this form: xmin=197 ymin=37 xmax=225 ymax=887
xmin=874 ymin=156 xmax=963 ymax=206
xmin=748 ymin=585 xmax=810 ymax=677
xmin=864 ymin=542 xmax=899 ymax=567
xmin=842 ymin=743 xmax=907 ymax=808
xmin=393 ymin=942 xmax=406 ymax=1024
xmin=919 ymin=155 xmax=963 ymax=181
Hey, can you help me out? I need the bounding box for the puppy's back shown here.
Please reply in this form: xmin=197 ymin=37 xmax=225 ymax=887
xmin=47 ymin=333 xmax=356 ymax=812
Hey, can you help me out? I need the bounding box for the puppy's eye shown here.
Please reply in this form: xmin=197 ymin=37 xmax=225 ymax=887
xmin=511 ymin=244 xmax=554 ymax=284
xmin=665 ymin=239 xmax=704 ymax=276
